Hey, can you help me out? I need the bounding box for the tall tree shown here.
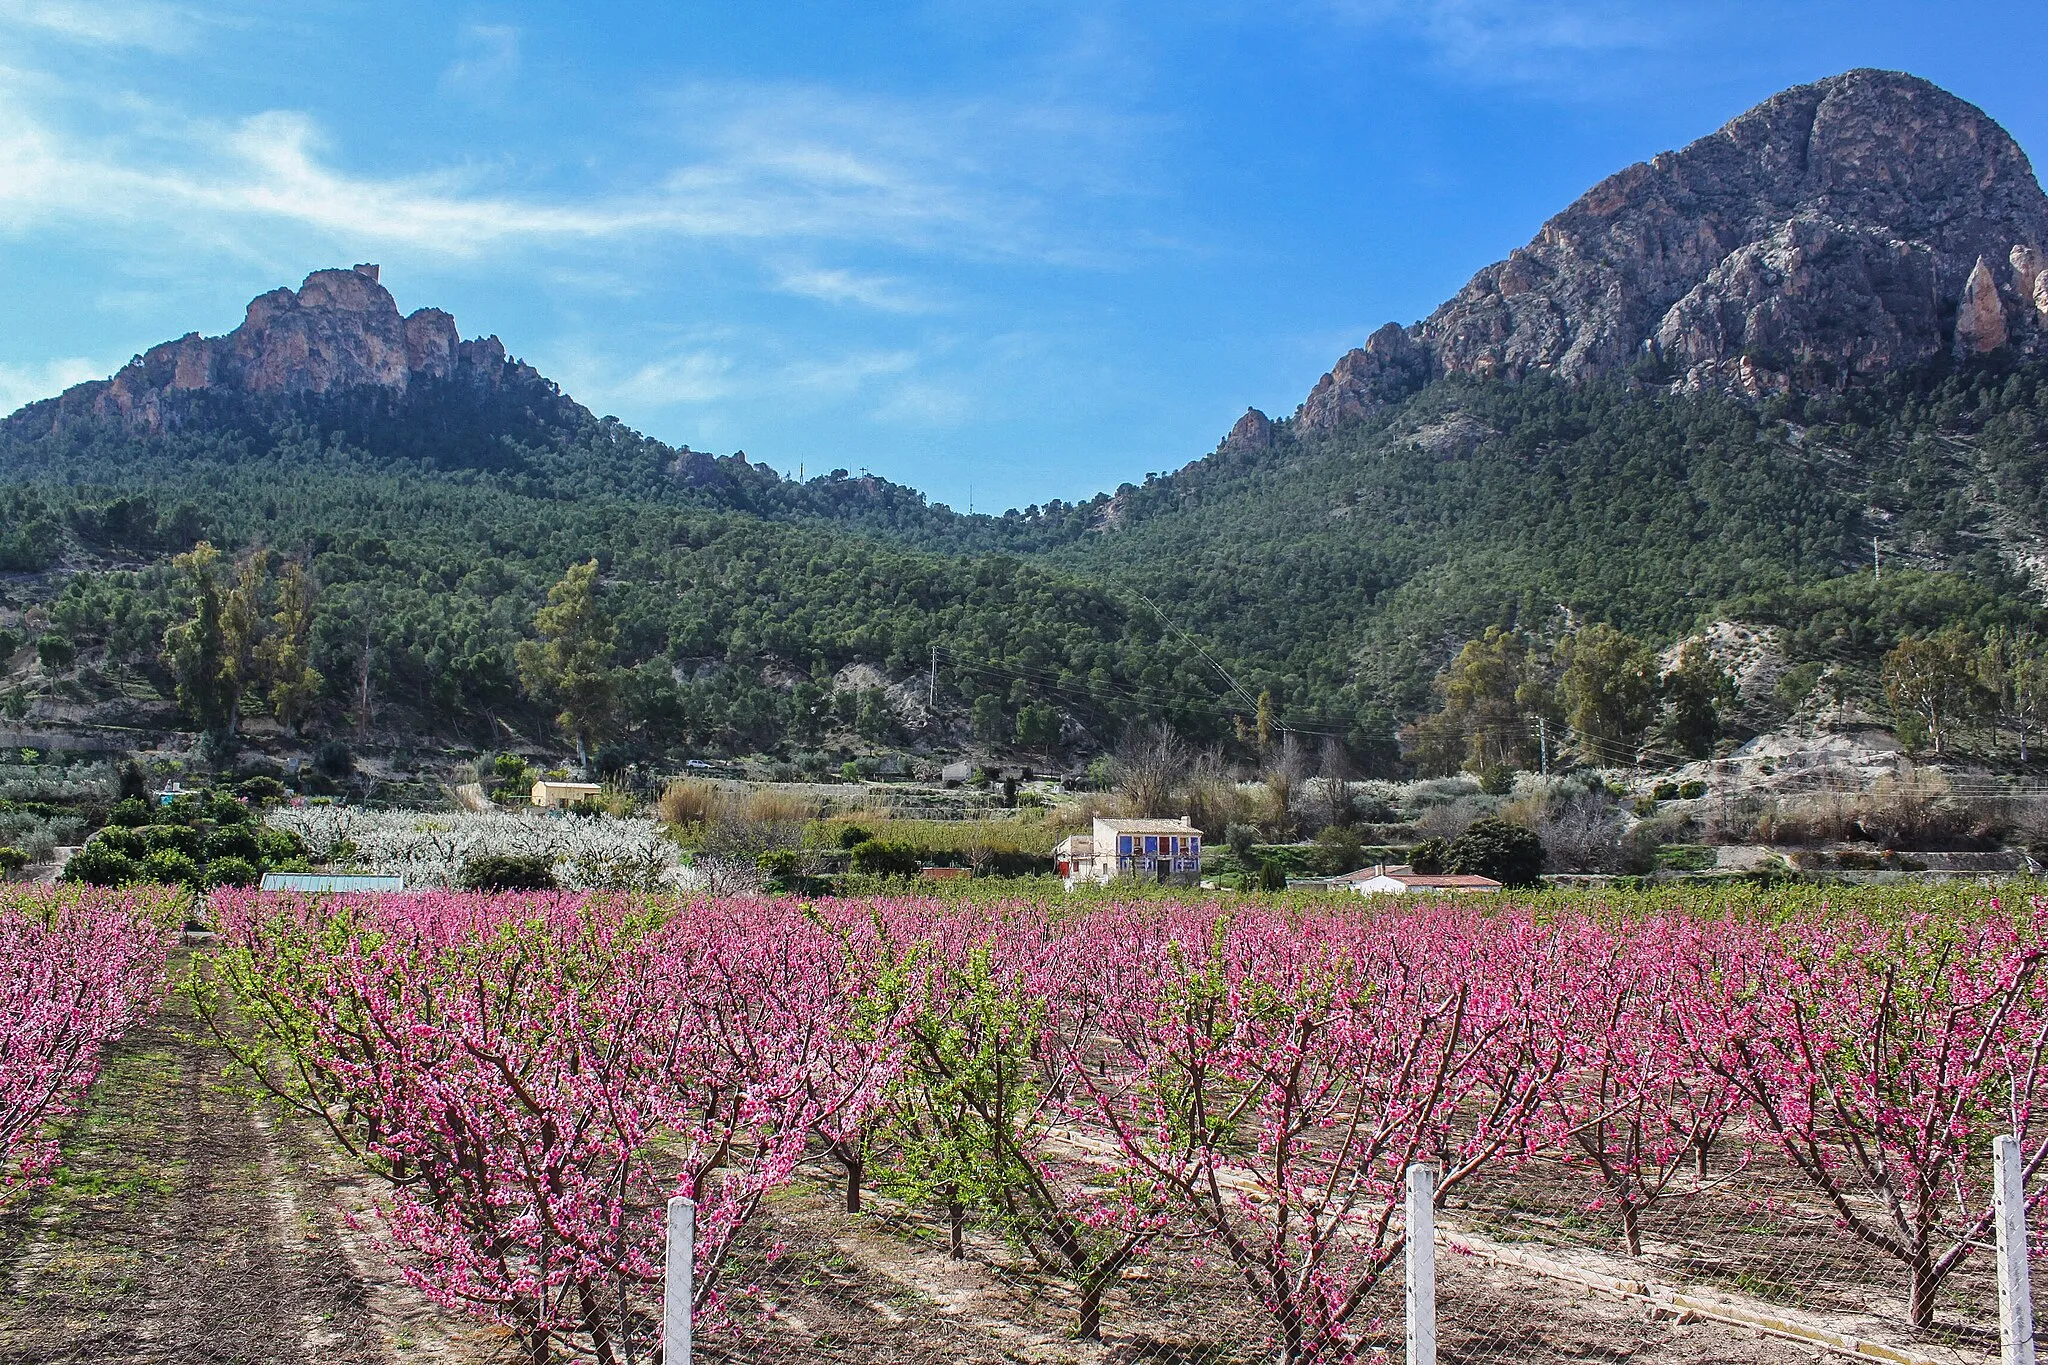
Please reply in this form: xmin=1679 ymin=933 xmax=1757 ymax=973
xmin=1559 ymin=623 xmax=1661 ymax=765
xmin=261 ymin=559 xmax=324 ymax=737
xmin=1977 ymin=627 xmax=2048 ymax=761
xmin=1881 ymin=629 xmax=1978 ymax=756
xmin=1659 ymin=639 xmax=1737 ymax=759
xmin=162 ymin=543 xmax=237 ymax=740
xmin=1413 ymin=627 xmax=1555 ymax=775
xmin=515 ymin=560 xmax=619 ymax=769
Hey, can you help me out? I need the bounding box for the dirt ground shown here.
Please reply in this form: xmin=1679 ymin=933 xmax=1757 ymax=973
xmin=0 ymin=952 xmax=503 ymax=1365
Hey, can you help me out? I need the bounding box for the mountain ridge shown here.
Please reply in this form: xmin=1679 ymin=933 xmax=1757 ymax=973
xmin=1289 ymin=69 xmax=2048 ymax=436
xmin=5 ymin=70 xmax=2048 ymax=770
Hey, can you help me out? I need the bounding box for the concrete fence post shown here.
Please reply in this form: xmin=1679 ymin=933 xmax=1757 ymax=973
xmin=1406 ymin=1163 xmax=1437 ymax=1365
xmin=1996 ymin=1136 xmax=2036 ymax=1365
xmin=664 ymin=1195 xmax=695 ymax=1365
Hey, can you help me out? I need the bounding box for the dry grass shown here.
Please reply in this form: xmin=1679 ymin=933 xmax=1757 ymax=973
xmin=656 ymin=779 xmax=723 ymax=827
xmin=740 ymin=787 xmax=819 ymax=824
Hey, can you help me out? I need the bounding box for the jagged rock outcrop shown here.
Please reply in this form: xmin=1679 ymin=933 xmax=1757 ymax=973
xmin=1296 ymin=324 xmax=1432 ymax=433
xmin=9 ymin=265 xmax=539 ymax=435
xmin=1221 ymin=407 xmax=1273 ymax=453
xmin=1293 ymin=70 xmax=2048 ymax=433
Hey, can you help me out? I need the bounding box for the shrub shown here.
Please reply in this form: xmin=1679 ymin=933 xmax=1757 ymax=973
xmin=107 ymin=797 xmax=154 ymax=828
xmin=204 ymin=825 xmax=263 ymax=863
xmin=1225 ymin=823 xmax=1259 ymax=863
xmin=95 ymin=827 xmax=149 ymax=858
xmin=61 ymin=842 xmax=137 ymax=886
xmin=1409 ymin=837 xmax=1451 ymax=875
xmin=238 ymin=776 xmax=288 ymax=804
xmin=1477 ymin=765 xmax=1516 ymax=796
xmin=0 ymin=846 xmax=27 ymax=876
xmin=204 ymin=791 xmax=252 ymax=824
xmin=1678 ymin=780 xmax=1707 ymax=800
xmin=849 ymin=840 xmax=920 ymax=878
xmin=836 ymin=824 xmax=875 ymax=850
xmin=1444 ymin=818 xmax=1545 ymax=887
xmin=457 ymin=854 xmax=559 ymax=892
xmin=1651 ymin=782 xmax=1679 ymax=802
xmin=256 ymin=827 xmax=308 ymax=863
xmin=140 ymin=849 xmax=202 ymax=886
xmin=141 ymin=825 xmax=203 ymax=858
xmin=1256 ymin=860 xmax=1288 ymax=892
xmin=1313 ymin=824 xmax=1368 ymax=875
xmin=204 ymin=856 xmax=261 ymax=889
xmin=314 ymin=741 xmax=355 ymax=779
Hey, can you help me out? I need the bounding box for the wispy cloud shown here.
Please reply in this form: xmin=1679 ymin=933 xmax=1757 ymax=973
xmin=772 ymin=265 xmax=938 ymax=313
xmin=555 ymin=336 xmax=945 ymax=424
xmin=0 ymin=65 xmax=1144 ymax=267
xmin=439 ymin=23 xmax=521 ymax=106
xmin=0 ymin=0 xmax=192 ymax=51
xmin=0 ymin=355 xmax=109 ymax=413
xmin=556 ymin=347 xmax=740 ymax=409
xmin=1321 ymin=0 xmax=1672 ymax=84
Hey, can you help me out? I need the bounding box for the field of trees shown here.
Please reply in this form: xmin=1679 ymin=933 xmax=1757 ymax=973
xmin=1 ymin=881 xmax=2042 ymax=1364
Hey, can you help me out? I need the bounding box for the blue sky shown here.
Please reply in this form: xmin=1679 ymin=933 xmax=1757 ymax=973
xmin=4 ymin=1 xmax=2048 ymax=512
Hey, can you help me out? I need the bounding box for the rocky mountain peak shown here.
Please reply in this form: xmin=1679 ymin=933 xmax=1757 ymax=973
xmin=1221 ymin=407 xmax=1274 ymax=453
xmin=11 ymin=267 xmax=526 ymax=435
xmin=1290 ymin=70 xmax=2048 ymax=435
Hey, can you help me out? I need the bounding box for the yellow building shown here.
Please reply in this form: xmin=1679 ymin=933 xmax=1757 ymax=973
xmin=531 ymin=780 xmax=603 ymax=809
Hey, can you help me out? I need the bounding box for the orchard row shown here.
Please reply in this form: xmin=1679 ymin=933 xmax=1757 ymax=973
xmin=160 ymin=887 xmax=2047 ymax=1364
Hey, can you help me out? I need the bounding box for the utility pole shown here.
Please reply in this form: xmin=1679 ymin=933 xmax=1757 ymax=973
xmin=1536 ymin=715 xmax=1549 ymax=777
xmin=929 ymin=644 xmax=937 ymax=710
xmin=356 ymin=619 xmax=373 ymax=740
xmin=1874 ymin=535 xmax=1882 ymax=581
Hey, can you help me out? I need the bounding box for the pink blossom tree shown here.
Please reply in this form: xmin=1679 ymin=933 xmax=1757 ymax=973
xmin=1670 ymin=903 xmax=2048 ymax=1328
xmin=1533 ymin=913 xmax=1746 ymax=1254
xmin=1070 ymin=903 xmax=1575 ymax=1364
xmin=0 ymin=887 xmax=173 ymax=1202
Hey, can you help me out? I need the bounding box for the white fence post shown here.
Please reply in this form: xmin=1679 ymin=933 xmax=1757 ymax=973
xmin=1996 ymin=1136 xmax=2036 ymax=1365
xmin=664 ymin=1195 xmax=695 ymax=1365
xmin=1407 ymin=1163 xmax=1437 ymax=1365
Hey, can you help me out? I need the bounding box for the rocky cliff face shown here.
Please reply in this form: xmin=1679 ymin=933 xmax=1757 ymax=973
xmin=11 ymin=266 xmax=545 ymax=435
xmin=1293 ymin=70 xmax=2048 ymax=434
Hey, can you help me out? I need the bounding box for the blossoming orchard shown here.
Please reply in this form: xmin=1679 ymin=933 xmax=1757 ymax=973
xmin=8 ymin=882 xmax=2048 ymax=1363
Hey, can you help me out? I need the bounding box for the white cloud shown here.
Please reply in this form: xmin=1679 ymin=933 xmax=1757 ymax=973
xmin=0 ymin=0 xmax=191 ymax=51
xmin=1322 ymin=0 xmax=1670 ymax=82
xmin=782 ymin=349 xmax=918 ymax=396
xmin=0 ymin=356 xmax=108 ymax=414
xmin=554 ymin=337 xmax=940 ymax=421
xmin=559 ymin=348 xmax=740 ymax=410
xmin=439 ymin=24 xmax=521 ymax=106
xmin=773 ymin=265 xmax=937 ymax=313
xmin=0 ymin=67 xmax=1142 ymax=266
xmin=872 ymin=380 xmax=975 ymax=426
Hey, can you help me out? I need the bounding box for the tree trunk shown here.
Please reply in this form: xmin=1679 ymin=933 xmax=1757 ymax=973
xmin=1620 ymin=1200 xmax=1643 ymax=1257
xmin=1907 ymin=1248 xmax=1936 ymax=1330
xmin=1694 ymin=1136 xmax=1710 ymax=1180
xmin=1077 ymin=1273 xmax=1104 ymax=1340
xmin=579 ymin=1280 xmax=618 ymax=1365
xmin=833 ymin=1145 xmax=863 ymax=1213
xmin=948 ymin=1195 xmax=965 ymax=1259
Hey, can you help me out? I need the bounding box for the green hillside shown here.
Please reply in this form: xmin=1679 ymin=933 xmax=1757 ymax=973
xmin=4 ymin=356 xmax=2048 ymax=773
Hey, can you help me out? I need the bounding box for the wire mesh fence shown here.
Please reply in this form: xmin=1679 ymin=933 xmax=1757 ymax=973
xmin=664 ymin=1134 xmax=2037 ymax=1365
